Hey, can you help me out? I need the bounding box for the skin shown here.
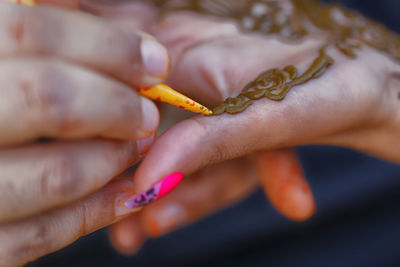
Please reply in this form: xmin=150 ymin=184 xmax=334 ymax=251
xmin=0 ymin=1 xmax=169 ymax=266
xmin=0 ymin=0 xmax=399 ymax=264
xmin=110 ymin=149 xmax=314 ymax=256
xmin=99 ymin=1 xmax=400 ymax=254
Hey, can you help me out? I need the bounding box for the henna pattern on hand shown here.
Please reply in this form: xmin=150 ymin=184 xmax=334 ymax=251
xmin=152 ymin=0 xmax=400 ymax=115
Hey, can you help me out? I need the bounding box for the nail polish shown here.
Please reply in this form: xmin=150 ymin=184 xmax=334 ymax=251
xmin=114 ymin=191 xmax=143 ymax=218
xmin=125 ymin=172 xmax=184 ymax=209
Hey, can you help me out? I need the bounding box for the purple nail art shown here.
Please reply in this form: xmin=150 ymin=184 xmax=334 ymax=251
xmin=125 ymin=183 xmax=161 ymax=209
xmin=124 ymin=173 xmax=185 ymax=209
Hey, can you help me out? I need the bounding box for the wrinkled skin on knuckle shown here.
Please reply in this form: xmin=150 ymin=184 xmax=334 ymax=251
xmin=96 ymin=26 xmax=140 ymax=78
xmin=6 ymin=7 xmax=59 ymax=52
xmin=0 ymin=179 xmax=21 ymax=223
xmin=74 ymin=195 xmax=112 ymax=237
xmin=19 ymin=221 xmax=52 ymax=264
xmin=38 ymin=154 xmax=82 ymax=201
xmin=103 ymin=141 xmax=138 ymax=171
xmin=0 ymin=219 xmax=53 ymax=266
xmin=113 ymin=88 xmax=143 ymax=133
xmin=29 ymin=64 xmax=75 ymax=134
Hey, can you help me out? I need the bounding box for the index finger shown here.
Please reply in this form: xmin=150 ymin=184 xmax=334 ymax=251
xmin=0 ymin=2 xmax=168 ymax=88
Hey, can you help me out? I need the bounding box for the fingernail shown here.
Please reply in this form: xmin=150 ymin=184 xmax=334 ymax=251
xmin=140 ymin=33 xmax=170 ymax=83
xmin=125 ymin=172 xmax=184 ymax=209
xmin=136 ymin=133 xmax=156 ymax=156
xmin=115 ymin=191 xmax=143 ymax=218
xmin=138 ymin=98 xmax=159 ymax=138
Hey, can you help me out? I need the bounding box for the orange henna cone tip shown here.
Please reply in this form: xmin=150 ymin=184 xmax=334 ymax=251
xmin=137 ymin=84 xmax=213 ymax=116
xmin=124 ymin=172 xmax=184 ymax=209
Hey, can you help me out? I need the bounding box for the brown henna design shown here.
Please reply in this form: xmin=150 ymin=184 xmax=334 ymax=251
xmin=152 ymin=0 xmax=400 ymax=115
xmin=212 ymin=48 xmax=333 ymax=114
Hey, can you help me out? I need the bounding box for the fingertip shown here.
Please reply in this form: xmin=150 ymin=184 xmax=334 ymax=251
xmin=137 ymin=98 xmax=160 ymax=139
xmin=109 ymin=217 xmax=147 ymax=256
xmin=277 ymin=182 xmax=316 ymax=222
xmin=124 ymin=172 xmax=185 ymax=210
xmin=141 ymin=202 xmax=187 ymax=238
xmin=137 ymin=132 xmax=156 ymax=156
xmin=144 ymin=217 xmax=163 ymax=238
xmin=256 ymin=149 xmax=316 ymax=222
xmin=139 ymin=32 xmax=170 ymax=86
xmin=156 ymin=172 xmax=184 ymax=200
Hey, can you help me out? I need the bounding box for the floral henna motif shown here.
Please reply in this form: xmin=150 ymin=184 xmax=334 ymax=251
xmin=152 ymin=0 xmax=400 ymax=115
xmin=212 ymin=48 xmax=333 ymax=115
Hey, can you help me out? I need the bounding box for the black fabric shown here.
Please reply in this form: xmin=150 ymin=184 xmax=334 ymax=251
xmin=28 ymin=1 xmax=400 ymax=266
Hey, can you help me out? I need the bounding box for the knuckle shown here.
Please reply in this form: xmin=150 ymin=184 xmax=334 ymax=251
xmin=97 ymin=27 xmax=138 ymax=73
xmin=107 ymin=86 xmax=142 ymax=130
xmin=76 ymin=204 xmax=90 ymax=237
xmin=22 ymin=221 xmax=52 ymax=262
xmin=27 ymin=65 xmax=74 ymax=130
xmin=7 ymin=7 xmax=57 ymax=51
xmin=120 ymin=96 xmax=142 ymax=127
xmin=4 ymin=220 xmax=52 ymax=266
xmin=39 ymin=155 xmax=81 ymax=200
xmin=112 ymin=140 xmax=137 ymax=169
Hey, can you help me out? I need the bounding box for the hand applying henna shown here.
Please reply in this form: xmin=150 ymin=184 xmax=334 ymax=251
xmin=0 ymin=0 xmax=173 ymax=265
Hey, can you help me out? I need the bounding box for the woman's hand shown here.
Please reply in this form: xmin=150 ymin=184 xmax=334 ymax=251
xmin=0 ymin=2 xmax=169 ymax=266
xmin=109 ymin=149 xmax=315 ymax=255
xmin=102 ymin=2 xmax=400 ymax=254
xmin=134 ymin=11 xmax=400 ymax=188
xmin=125 ymin=6 xmax=400 ymax=202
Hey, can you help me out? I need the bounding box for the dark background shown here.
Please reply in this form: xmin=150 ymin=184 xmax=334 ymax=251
xmin=29 ymin=1 xmax=400 ymax=266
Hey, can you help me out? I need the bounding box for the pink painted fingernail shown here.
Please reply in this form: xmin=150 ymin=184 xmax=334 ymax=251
xmin=115 ymin=191 xmax=143 ymax=218
xmin=114 ymin=181 xmax=142 ymax=218
xmin=124 ymin=172 xmax=184 ymax=209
